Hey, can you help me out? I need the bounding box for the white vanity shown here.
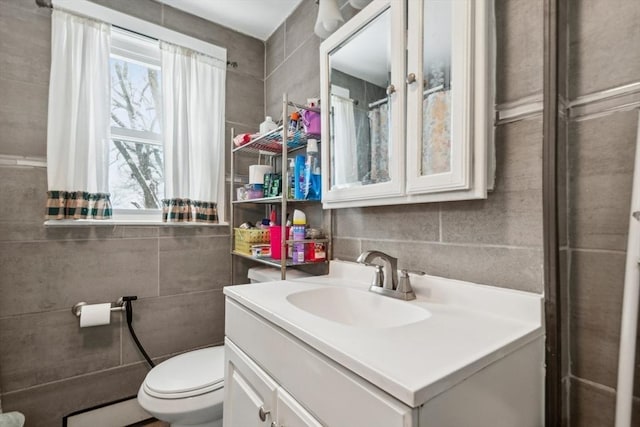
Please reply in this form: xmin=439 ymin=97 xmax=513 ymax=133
xmin=223 ymin=261 xmax=544 ymax=427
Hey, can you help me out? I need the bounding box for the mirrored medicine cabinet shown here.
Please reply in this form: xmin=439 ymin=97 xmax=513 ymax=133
xmin=319 ymin=0 xmax=494 ymax=209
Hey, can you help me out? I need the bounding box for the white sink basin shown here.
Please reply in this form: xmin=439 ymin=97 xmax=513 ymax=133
xmin=286 ymin=286 xmax=431 ymax=328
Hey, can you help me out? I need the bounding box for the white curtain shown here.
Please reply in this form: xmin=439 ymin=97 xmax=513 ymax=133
xmin=331 ymin=95 xmax=358 ymax=187
xmin=161 ymin=42 xmax=226 ymax=223
xmin=46 ymin=10 xmax=112 ymax=219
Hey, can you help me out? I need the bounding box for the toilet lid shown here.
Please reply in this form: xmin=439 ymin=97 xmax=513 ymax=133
xmin=143 ymin=346 xmax=225 ymax=399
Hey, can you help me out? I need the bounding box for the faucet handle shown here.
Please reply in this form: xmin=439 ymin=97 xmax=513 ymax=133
xmin=400 ymin=269 xmax=426 ymax=277
xmin=368 ymin=264 xmax=385 ymax=287
xmin=396 ymin=269 xmax=423 ymax=298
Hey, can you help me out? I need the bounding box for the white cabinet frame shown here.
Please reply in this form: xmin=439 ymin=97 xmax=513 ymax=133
xmin=320 ymin=0 xmax=406 ymax=206
xmin=320 ymin=0 xmax=494 ymax=209
xmin=406 ymin=0 xmax=493 ymax=200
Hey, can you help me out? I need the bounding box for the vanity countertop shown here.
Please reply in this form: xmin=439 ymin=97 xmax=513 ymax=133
xmin=223 ymin=261 xmax=543 ymax=408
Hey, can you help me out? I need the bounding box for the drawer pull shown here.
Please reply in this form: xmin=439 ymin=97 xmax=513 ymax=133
xmin=259 ymin=406 xmax=270 ymax=422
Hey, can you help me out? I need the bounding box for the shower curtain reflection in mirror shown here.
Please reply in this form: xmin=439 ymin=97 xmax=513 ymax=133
xmin=331 ymin=94 xmax=359 ymax=187
xmin=368 ymin=102 xmax=390 ymax=184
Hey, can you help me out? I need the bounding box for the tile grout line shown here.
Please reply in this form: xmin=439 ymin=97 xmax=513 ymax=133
xmin=569 ymin=375 xmax=624 ymax=396
xmin=265 ymin=32 xmax=315 ymax=81
xmin=343 ymin=236 xmax=544 ymax=251
xmin=570 ymin=247 xmax=626 ymax=255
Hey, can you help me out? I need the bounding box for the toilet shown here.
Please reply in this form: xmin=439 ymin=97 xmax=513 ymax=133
xmin=137 ymin=346 xmax=225 ymax=427
xmin=137 ymin=266 xmax=310 ymax=426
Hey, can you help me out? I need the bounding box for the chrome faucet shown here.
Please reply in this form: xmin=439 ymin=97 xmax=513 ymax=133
xmin=356 ymin=250 xmax=398 ymax=290
xmin=356 ymin=251 xmax=424 ymax=301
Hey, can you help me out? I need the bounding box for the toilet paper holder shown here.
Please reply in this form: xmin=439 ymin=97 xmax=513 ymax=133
xmin=72 ymin=297 xmax=127 ymax=317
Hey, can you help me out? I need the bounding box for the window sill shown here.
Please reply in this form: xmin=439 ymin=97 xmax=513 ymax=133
xmin=44 ymin=219 xmax=229 ymax=227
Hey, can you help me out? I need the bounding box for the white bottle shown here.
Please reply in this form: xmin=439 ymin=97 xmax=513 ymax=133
xmin=259 ymin=116 xmax=277 ymax=135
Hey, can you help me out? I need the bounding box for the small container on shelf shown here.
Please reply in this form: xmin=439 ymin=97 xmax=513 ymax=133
xmin=305 ymin=242 xmax=326 ymax=262
xmin=269 ymin=225 xmax=290 ymax=260
xmin=263 ymin=173 xmax=282 ymax=198
xmin=287 ymin=111 xmax=300 ymax=137
xmin=302 ymin=109 xmax=321 ymax=136
xmin=234 ymin=227 xmax=270 ymax=255
xmin=294 ymin=155 xmax=306 ymax=199
xmin=292 ymin=209 xmax=306 ymax=264
xmin=251 ymin=244 xmax=271 ymax=258
xmin=245 ymin=184 xmax=263 ymax=200
xmin=259 ymin=116 xmax=277 ymax=135
xmin=305 ymin=228 xmax=326 ymax=262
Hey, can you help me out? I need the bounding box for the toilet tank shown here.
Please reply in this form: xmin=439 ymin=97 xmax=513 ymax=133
xmin=247 ymin=266 xmax=311 ymax=283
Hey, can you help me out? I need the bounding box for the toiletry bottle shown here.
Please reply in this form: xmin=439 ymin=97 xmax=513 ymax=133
xmin=304 ymin=139 xmax=321 ymax=200
xmin=288 ymin=111 xmax=300 ymax=136
xmin=287 ymin=158 xmax=295 ymax=199
xmin=286 ymin=217 xmax=293 ymax=258
xmin=294 ymin=154 xmax=306 ymax=199
xmin=259 ymin=116 xmax=277 ymax=135
xmin=292 ymin=209 xmax=306 ymax=264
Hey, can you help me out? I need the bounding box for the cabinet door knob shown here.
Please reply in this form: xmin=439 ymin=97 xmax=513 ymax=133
xmin=259 ymin=406 xmax=270 ymax=422
xmin=386 ymin=84 xmax=396 ymax=96
xmin=406 ymin=73 xmax=416 ymax=84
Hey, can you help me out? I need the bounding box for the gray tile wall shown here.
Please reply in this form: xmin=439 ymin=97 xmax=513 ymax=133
xmin=568 ymin=0 xmax=640 ymax=99
xmin=563 ymin=0 xmax=640 ymax=424
xmin=0 ymin=0 xmax=263 ymax=423
xmin=264 ymin=0 xmax=341 ymax=119
xmin=265 ymin=0 xmax=546 ymax=293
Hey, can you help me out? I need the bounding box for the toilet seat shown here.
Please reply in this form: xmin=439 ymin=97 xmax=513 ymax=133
xmin=143 ymin=346 xmax=225 ymax=399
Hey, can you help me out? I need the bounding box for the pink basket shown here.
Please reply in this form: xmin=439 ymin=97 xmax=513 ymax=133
xmin=302 ymin=110 xmax=321 ymax=136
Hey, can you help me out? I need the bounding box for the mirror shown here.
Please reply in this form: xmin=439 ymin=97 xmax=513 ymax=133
xmin=419 ymin=0 xmax=452 ymax=177
xmin=328 ymin=9 xmax=392 ymax=190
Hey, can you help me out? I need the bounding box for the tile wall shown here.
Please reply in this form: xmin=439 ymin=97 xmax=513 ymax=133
xmin=562 ymin=0 xmax=640 ymax=424
xmin=0 ymin=0 xmax=264 ymax=424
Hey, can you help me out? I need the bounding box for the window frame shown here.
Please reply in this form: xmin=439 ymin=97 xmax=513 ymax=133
xmin=109 ymin=28 xmax=164 ymax=221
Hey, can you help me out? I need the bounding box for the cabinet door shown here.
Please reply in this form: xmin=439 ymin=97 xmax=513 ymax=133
xmin=405 ymin=0 xmax=491 ymax=199
xmin=224 ymin=341 xmax=278 ymax=427
xmin=320 ymin=0 xmax=406 ymax=206
xmin=276 ymin=388 xmax=323 ymax=427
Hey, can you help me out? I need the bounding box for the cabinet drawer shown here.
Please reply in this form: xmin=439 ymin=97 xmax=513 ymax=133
xmin=225 ymin=298 xmax=414 ymax=427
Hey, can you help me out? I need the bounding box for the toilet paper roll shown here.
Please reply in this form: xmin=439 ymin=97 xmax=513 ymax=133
xmin=79 ymin=303 xmax=111 ymax=328
xmin=249 ymin=165 xmax=273 ymax=184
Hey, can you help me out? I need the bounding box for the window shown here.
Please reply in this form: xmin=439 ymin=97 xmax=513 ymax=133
xmin=45 ymin=5 xmax=227 ymax=224
xmin=109 ymin=29 xmax=163 ymax=215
